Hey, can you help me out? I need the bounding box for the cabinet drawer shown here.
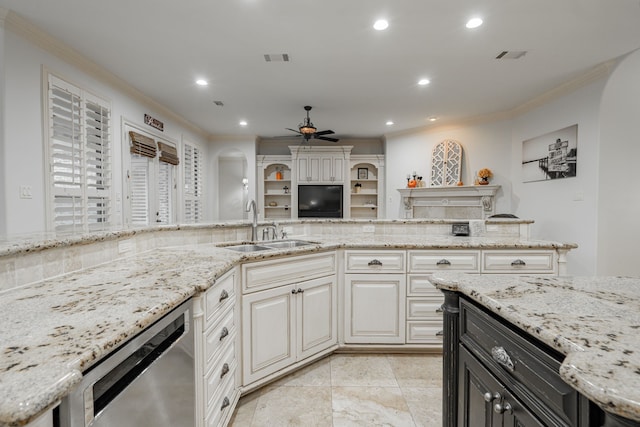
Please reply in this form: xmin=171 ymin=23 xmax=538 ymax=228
xmin=204 ymin=305 xmax=236 ymax=366
xmin=406 ymin=321 xmax=443 ymax=344
xmin=242 ymin=252 xmax=336 ymax=293
xmin=407 ymin=297 xmax=443 ymax=320
xmin=205 ymin=365 xmax=237 ymax=427
xmin=460 ymin=299 xmax=578 ymax=426
xmin=205 ymin=342 xmax=237 ymax=407
xmin=344 ymin=250 xmax=405 ymax=273
xmin=407 ymin=275 xmax=442 ymax=297
xmin=481 ymin=250 xmax=556 ymax=274
xmin=205 ymin=270 xmax=236 ymax=325
xmin=408 ymin=250 xmax=479 ymax=273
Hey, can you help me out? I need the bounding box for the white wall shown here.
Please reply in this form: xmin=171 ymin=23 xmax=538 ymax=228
xmin=2 ymin=28 xmax=209 ymax=235
xmin=511 ymin=79 xmax=607 ymax=275
xmin=385 ymin=120 xmax=513 ymax=219
xmin=0 ymin=19 xmax=7 ymax=236
xmin=597 ymin=49 xmax=640 ymax=275
xmin=217 ymin=155 xmax=248 ymax=221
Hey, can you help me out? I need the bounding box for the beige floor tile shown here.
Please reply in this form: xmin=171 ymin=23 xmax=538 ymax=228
xmin=330 ymin=354 xmax=398 ymax=387
xmin=250 ymin=386 xmax=333 ymax=427
xmin=228 ymin=389 xmax=261 ymax=426
xmin=270 ymin=356 xmax=332 ymax=387
xmin=387 ymin=354 xmax=443 ymax=388
xmin=332 ymin=386 xmax=415 ymax=426
xmin=402 ymin=387 xmax=442 ymax=427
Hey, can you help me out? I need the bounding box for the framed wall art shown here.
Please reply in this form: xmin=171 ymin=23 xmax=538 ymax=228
xmin=357 ymin=168 xmax=368 ymax=179
xmin=522 ymin=124 xmax=577 ymax=183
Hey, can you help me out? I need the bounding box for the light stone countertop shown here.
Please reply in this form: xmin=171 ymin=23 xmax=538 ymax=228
xmin=428 ymin=271 xmax=640 ymax=423
xmin=0 ymin=234 xmax=573 ymax=427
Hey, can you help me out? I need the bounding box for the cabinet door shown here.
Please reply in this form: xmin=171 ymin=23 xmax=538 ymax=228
xmin=242 ymin=285 xmax=296 ymax=384
xmin=297 ymin=275 xmax=338 ymax=359
xmin=332 ymin=156 xmax=344 ymax=182
xmin=344 ymin=273 xmax=406 ymax=344
xmin=320 ymin=157 xmax=334 ymax=181
xmin=458 ymin=346 xmax=502 ymax=427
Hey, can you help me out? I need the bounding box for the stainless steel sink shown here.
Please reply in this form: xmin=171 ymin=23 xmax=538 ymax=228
xmin=223 ymin=244 xmax=272 ymax=252
xmin=262 ymin=239 xmax=316 ymax=249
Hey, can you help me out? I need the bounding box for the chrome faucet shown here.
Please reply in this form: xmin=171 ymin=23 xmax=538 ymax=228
xmin=246 ymin=199 xmax=258 ymax=241
xmin=262 ymin=223 xmax=278 ymax=241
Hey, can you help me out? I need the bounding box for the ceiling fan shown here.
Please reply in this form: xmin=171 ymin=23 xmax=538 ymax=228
xmin=286 ymin=106 xmax=339 ymax=143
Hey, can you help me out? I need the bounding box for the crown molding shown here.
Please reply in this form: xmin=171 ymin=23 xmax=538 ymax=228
xmin=4 ymin=10 xmax=210 ymax=140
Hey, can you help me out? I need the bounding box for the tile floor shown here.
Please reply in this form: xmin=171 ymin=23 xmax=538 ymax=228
xmin=229 ymin=353 xmax=443 ymax=427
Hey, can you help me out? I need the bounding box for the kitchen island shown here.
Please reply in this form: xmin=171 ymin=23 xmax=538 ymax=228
xmin=0 ymin=219 xmax=576 ymax=426
xmin=429 ymin=272 xmax=640 ymax=426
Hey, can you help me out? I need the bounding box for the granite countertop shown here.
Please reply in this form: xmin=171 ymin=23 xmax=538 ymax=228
xmin=428 ymin=272 xmax=640 ymax=422
xmin=0 ymin=234 xmax=574 ymax=426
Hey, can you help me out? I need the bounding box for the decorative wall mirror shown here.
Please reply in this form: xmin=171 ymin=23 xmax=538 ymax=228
xmin=430 ymin=140 xmax=462 ymax=186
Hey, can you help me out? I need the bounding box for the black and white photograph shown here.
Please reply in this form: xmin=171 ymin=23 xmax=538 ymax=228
xmin=522 ymin=124 xmax=578 ymax=183
xmin=357 ymin=167 xmax=369 ymax=180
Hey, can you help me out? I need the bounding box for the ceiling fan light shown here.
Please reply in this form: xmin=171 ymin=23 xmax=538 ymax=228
xmin=299 ymin=125 xmax=317 ymax=134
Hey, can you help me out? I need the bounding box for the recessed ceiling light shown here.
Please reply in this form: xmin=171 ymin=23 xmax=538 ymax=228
xmin=239 ymin=120 xmax=248 ymax=127
xmin=195 ymin=79 xmax=208 ymax=86
xmin=386 ymin=120 xmax=394 ymax=126
xmin=428 ymin=116 xmax=438 ymax=122
xmin=418 ymin=78 xmax=430 ymax=86
xmin=466 ymin=17 xmax=483 ymax=29
xmin=373 ymin=19 xmax=389 ymax=31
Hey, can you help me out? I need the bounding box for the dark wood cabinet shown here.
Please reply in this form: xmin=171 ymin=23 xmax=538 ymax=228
xmin=441 ymin=290 xmax=632 ymax=427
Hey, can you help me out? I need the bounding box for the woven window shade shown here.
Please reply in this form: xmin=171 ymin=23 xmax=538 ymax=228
xmin=129 ymin=131 xmax=156 ymax=158
xmin=158 ymin=141 xmax=179 ymax=165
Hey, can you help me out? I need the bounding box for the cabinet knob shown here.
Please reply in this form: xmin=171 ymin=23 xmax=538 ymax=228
xmin=510 ymin=259 xmax=526 ymax=267
xmin=221 ymin=397 xmax=230 ymax=411
xmin=368 ymin=259 xmax=383 ymax=266
xmin=436 ymin=259 xmax=451 ymax=266
xmin=292 ymin=288 xmax=298 ymax=294
xmin=298 ymin=288 xmax=304 ymax=294
xmin=483 ymin=392 xmax=501 ymax=403
xmin=220 ymin=362 xmax=230 ymax=378
xmin=219 ymin=289 xmax=229 ymax=302
xmin=494 ymin=402 xmax=513 ymax=414
xmin=219 ymin=326 xmax=229 ymax=341
xmin=491 ymin=346 xmax=515 ymax=372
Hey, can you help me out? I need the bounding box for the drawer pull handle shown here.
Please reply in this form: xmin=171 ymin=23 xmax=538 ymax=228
xmin=219 ymin=289 xmax=229 ymax=302
xmin=491 ymin=346 xmax=515 ymax=372
xmin=494 ymin=402 xmax=513 ymax=414
xmin=368 ymin=259 xmax=383 ymax=266
xmin=436 ymin=305 xmax=444 ymax=313
xmin=221 ymin=396 xmax=230 ymax=411
xmin=510 ymin=259 xmax=526 ymax=267
xmin=220 ymin=362 xmax=230 ymax=378
xmin=436 ymin=259 xmax=451 ymax=266
xmin=220 ymin=326 xmax=229 ymax=341
xmin=484 ymin=392 xmax=501 ymax=403
xmin=435 ymin=330 xmax=444 ymax=337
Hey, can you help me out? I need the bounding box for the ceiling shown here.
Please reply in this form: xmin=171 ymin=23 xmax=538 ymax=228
xmin=1 ymin=0 xmax=640 ymax=140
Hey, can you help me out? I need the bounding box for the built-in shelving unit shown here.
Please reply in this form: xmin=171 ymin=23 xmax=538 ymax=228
xmin=349 ymin=155 xmax=385 ymax=219
xmin=257 ymin=156 xmax=293 ymax=220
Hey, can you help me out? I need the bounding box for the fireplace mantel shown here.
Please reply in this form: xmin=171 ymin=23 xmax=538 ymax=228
xmin=397 ymin=185 xmax=501 ymax=219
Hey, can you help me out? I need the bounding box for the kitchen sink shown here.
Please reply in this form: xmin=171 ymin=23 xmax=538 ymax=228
xmin=223 ymin=244 xmax=272 ymax=252
xmin=262 ymin=239 xmax=316 ymax=249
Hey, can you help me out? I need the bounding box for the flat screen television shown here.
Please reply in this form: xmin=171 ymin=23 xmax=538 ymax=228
xmin=298 ymin=185 xmax=343 ymax=218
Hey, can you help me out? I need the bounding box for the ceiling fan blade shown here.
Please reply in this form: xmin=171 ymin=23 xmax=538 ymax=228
xmin=286 ymin=128 xmax=302 ymax=134
xmin=316 ymin=136 xmax=340 ymax=143
xmin=314 ymin=129 xmax=335 ymax=136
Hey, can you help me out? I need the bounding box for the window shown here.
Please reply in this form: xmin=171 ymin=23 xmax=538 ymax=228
xmin=183 ymin=141 xmax=203 ymax=223
xmin=126 ymin=128 xmax=178 ymax=226
xmin=46 ymin=74 xmax=111 ymax=232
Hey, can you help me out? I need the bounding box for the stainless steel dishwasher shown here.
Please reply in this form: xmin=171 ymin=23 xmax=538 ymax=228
xmin=58 ymin=299 xmax=195 ymax=427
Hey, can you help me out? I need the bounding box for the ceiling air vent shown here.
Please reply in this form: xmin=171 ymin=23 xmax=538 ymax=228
xmin=264 ymin=53 xmax=290 ymax=62
xmin=213 ymin=100 xmax=224 ymax=106
xmin=496 ymin=51 xmax=527 ymax=60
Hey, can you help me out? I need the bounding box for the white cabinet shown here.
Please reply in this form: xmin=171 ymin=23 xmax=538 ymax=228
xmin=241 ymin=253 xmax=338 ymax=386
xmin=344 ymin=250 xmax=406 ymax=344
xmin=296 ymin=153 xmax=345 ymax=183
xmin=481 ymin=249 xmax=557 ymax=274
xmin=196 ymin=268 xmax=239 ymax=427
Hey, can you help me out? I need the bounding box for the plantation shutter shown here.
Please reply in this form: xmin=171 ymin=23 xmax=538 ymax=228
xmin=157 ymin=162 xmax=172 ymax=224
xmin=183 ymin=143 xmax=203 ymax=223
xmin=48 ymin=75 xmax=111 ymax=232
xmin=130 ymin=154 xmax=150 ymax=226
